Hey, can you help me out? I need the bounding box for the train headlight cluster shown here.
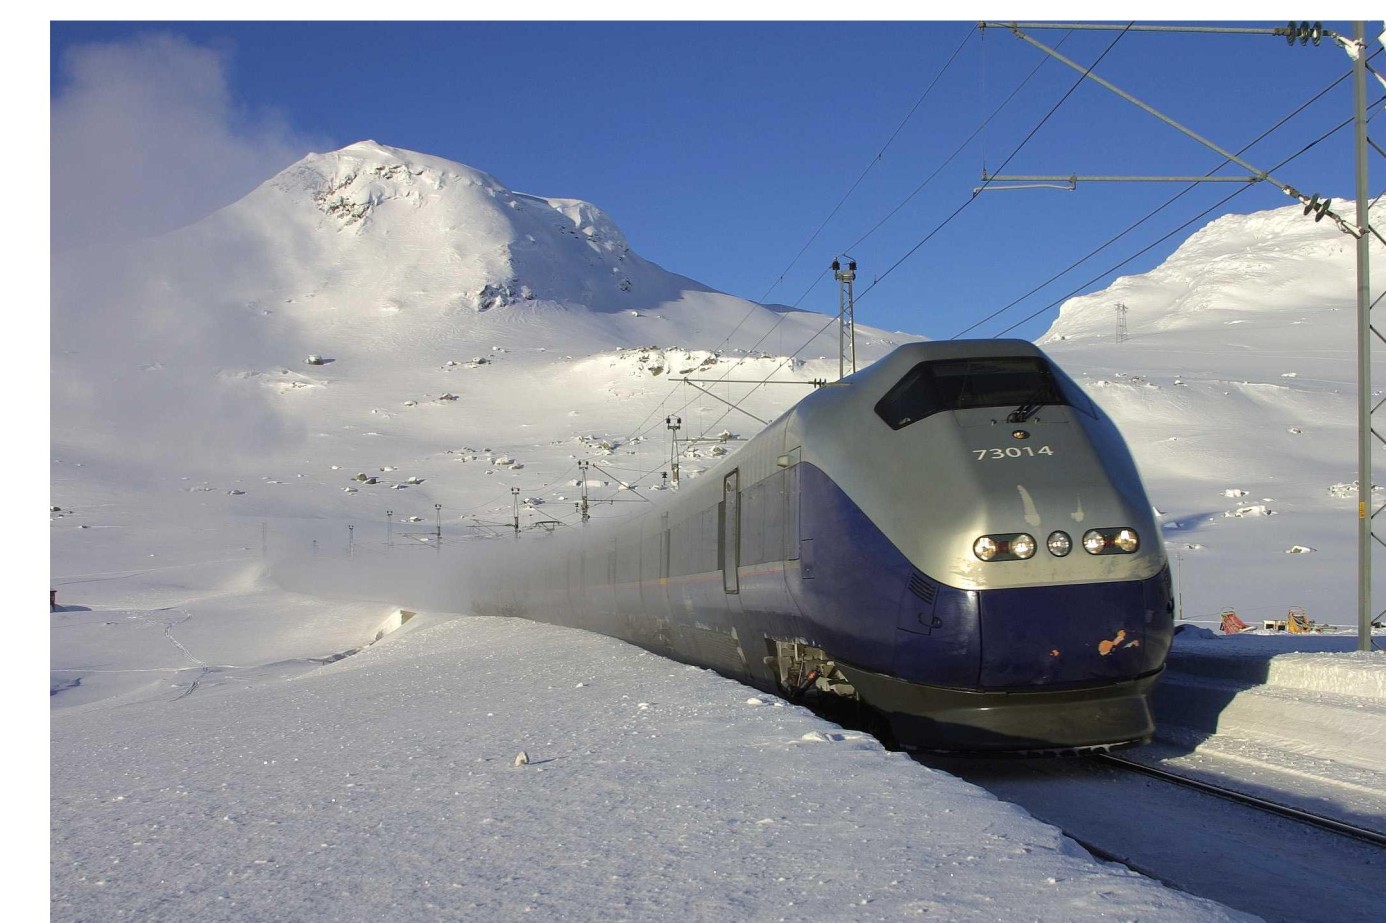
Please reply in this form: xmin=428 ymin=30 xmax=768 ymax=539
xmin=974 ymin=528 xmax=1138 ymax=561
xmin=1081 ymin=527 xmax=1140 ymax=555
xmin=972 ymin=533 xmax=1036 ymax=561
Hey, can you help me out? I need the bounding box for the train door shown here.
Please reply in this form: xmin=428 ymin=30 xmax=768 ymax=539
xmin=781 ymin=449 xmax=801 ymax=563
xmin=722 ymin=470 xmax=740 ymax=593
xmin=660 ymin=512 xmax=670 ymax=581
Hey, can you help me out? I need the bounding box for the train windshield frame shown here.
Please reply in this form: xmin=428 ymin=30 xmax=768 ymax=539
xmin=874 ymin=356 xmax=1084 ymax=430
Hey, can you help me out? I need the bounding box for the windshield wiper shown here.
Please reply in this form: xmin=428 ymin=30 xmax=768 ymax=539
xmin=1007 ymin=400 xmax=1042 ymax=423
xmin=1006 ymin=377 xmax=1057 ymax=423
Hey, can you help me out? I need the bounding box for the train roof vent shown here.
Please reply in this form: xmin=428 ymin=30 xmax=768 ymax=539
xmin=908 ymin=572 xmax=937 ymax=604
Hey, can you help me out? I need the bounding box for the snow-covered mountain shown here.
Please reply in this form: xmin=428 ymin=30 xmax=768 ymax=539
xmin=1040 ymin=199 xmax=1381 ymax=625
xmin=255 ymin=139 xmax=696 ymax=313
xmin=51 ymin=140 xmax=910 ymax=476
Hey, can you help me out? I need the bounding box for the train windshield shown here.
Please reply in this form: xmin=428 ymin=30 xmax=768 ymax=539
xmin=874 ymin=356 xmax=1070 ymax=430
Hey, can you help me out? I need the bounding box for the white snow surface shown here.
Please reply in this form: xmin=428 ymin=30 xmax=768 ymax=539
xmin=51 ymin=598 xmax=1247 ymax=922
xmin=50 ymin=141 xmax=1384 ymax=920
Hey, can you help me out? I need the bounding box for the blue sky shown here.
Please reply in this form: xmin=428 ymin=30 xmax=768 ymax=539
xmin=50 ymin=17 xmax=1377 ymax=342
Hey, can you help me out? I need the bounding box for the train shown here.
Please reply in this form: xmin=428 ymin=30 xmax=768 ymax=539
xmin=473 ymin=339 xmax=1174 ymax=753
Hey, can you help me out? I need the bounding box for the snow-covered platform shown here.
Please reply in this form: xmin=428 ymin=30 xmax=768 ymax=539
xmin=1165 ymin=629 xmax=1386 ymax=699
xmin=1142 ymin=628 xmax=1386 ymax=832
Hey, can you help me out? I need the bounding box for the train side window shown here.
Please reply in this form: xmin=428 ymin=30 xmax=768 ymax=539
xmin=874 ymin=363 xmax=938 ymax=429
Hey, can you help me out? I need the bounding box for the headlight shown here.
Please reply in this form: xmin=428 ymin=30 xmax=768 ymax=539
xmin=973 ymin=533 xmax=1035 ymax=562
xmin=1047 ymin=531 xmax=1072 ymax=556
xmin=1082 ymin=528 xmax=1141 ymax=555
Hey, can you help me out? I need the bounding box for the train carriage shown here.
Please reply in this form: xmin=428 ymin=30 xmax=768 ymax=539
xmin=475 ymin=339 xmax=1173 ymax=752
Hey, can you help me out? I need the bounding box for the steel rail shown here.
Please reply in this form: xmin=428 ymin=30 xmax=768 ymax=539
xmin=1093 ymin=753 xmax=1386 ymax=847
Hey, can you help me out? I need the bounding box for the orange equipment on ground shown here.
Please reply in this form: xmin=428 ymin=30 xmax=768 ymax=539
xmin=1220 ymin=609 xmax=1251 ymax=634
xmin=1287 ymin=606 xmax=1315 ymax=633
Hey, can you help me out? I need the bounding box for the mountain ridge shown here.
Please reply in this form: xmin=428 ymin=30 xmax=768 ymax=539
xmin=50 ymin=141 xmax=909 ymax=473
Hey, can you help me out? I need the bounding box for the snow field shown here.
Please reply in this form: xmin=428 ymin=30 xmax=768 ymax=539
xmin=52 ymin=612 xmax=1252 ymax=922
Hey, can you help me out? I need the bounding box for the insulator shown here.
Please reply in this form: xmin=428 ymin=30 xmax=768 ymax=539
xmin=1315 ymin=198 xmax=1332 ymax=222
xmin=1286 ymin=21 xmax=1297 ymax=45
xmin=1303 ymin=193 xmax=1320 ymax=216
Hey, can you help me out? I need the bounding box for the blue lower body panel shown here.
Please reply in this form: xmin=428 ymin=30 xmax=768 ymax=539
xmin=789 ymin=462 xmax=1173 ymax=749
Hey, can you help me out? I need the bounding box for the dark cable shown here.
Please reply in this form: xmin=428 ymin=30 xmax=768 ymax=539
xmin=756 ymin=25 xmax=978 ymax=305
xmin=855 ymin=24 xmax=1134 ymax=304
xmin=843 ymin=31 xmax=1073 ymax=255
xmin=994 ymin=112 xmax=1369 ymax=337
xmin=954 ymin=63 xmax=1361 ymax=338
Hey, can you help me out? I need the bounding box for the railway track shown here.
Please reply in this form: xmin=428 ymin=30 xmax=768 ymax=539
xmin=915 ymin=747 xmax=1385 ymax=922
xmin=1091 ymin=752 xmax=1386 ymax=848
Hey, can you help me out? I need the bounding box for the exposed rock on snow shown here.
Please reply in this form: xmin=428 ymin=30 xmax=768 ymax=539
xmin=1225 ymin=505 xmax=1274 ymax=518
xmin=1327 ymin=481 xmax=1382 ymax=498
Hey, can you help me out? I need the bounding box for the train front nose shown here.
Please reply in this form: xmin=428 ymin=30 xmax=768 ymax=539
xmin=973 ymin=571 xmax=1172 ymax=689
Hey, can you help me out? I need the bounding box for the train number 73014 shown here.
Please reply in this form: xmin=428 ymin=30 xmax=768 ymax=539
xmin=974 ymin=446 xmax=1055 ymax=460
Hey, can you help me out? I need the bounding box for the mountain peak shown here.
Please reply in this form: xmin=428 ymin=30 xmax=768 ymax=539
xmin=240 ymin=142 xmax=683 ymax=312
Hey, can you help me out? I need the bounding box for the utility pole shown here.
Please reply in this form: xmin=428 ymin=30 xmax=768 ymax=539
xmin=666 ymin=416 xmax=682 ymax=486
xmin=1351 ymin=20 xmax=1375 ymax=651
xmin=435 ymin=503 xmax=443 ymax=549
xmin=511 ymin=488 xmax=520 ymax=537
xmin=386 ymin=509 xmax=394 ymax=547
xmin=578 ymin=460 xmax=591 ymax=523
xmin=833 ymin=258 xmax=858 ymax=380
xmin=1114 ymin=303 xmax=1129 ymax=344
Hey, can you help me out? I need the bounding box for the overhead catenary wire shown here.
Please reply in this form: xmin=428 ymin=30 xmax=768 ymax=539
xmin=714 ymin=26 xmax=1376 ymax=438
xmin=620 ymin=27 xmax=1128 ymax=469
xmin=953 ymin=58 xmax=1369 ymax=339
xmin=634 ymin=28 xmax=1116 ymax=456
xmin=655 ymin=25 xmax=985 ymax=421
xmin=992 ymin=110 xmax=1382 ymax=338
xmin=853 ymin=24 xmax=1135 ymax=307
xmin=614 ymin=26 xmax=1081 ymax=459
xmin=842 ymin=30 xmax=1073 ymax=256
xmin=616 ymin=25 xmax=1371 ymax=495
xmin=755 ymin=25 xmax=978 ymax=307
